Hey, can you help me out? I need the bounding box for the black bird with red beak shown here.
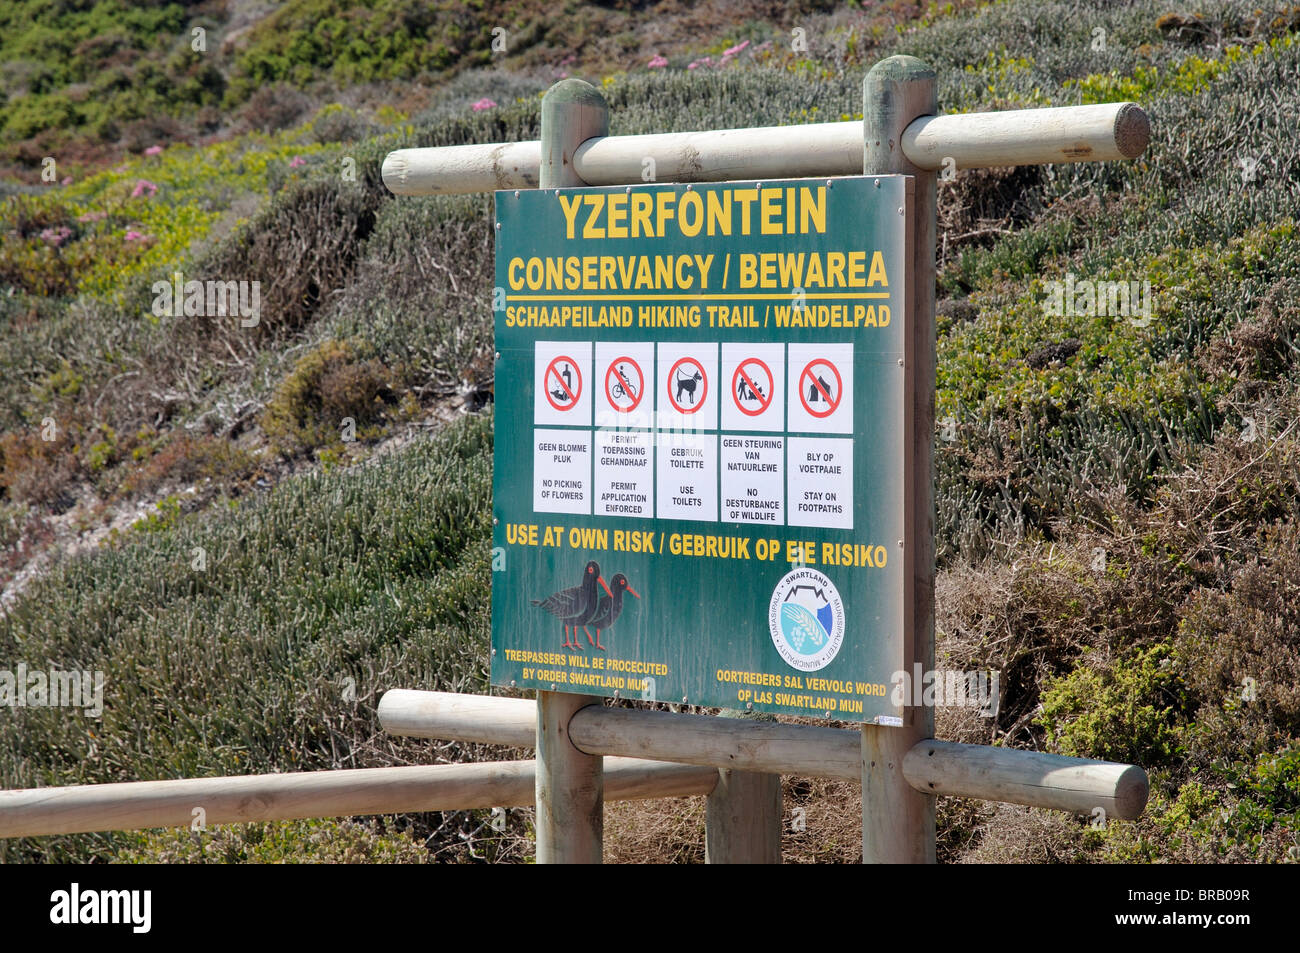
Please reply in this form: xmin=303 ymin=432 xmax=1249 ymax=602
xmin=531 ymin=561 xmax=611 ymax=649
xmin=584 ymin=573 xmax=640 ymax=651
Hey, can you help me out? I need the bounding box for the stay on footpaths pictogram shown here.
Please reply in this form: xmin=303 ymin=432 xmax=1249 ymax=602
xmin=667 ymin=356 xmax=708 ymax=414
xmin=799 ymin=358 xmax=843 ymax=419
xmin=544 ymin=355 xmax=582 ymax=412
xmin=604 ymin=356 xmax=644 ymax=413
xmin=732 ymin=357 xmax=775 ymax=417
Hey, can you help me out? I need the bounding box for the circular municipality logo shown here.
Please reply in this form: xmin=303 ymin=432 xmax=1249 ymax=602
xmin=768 ymin=568 xmax=845 ymax=672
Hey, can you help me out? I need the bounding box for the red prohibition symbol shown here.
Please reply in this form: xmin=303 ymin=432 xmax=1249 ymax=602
xmin=544 ymin=355 xmax=581 ymax=412
xmin=604 ymin=356 xmax=644 ymax=413
xmin=667 ymin=356 xmax=708 ymax=414
xmin=731 ymin=358 xmax=775 ymax=417
xmin=798 ymin=358 xmax=843 ymax=419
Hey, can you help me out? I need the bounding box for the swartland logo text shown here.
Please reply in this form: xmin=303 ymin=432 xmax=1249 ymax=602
xmin=50 ymin=883 xmax=151 ymax=933
xmin=151 ymin=270 xmax=260 ymax=327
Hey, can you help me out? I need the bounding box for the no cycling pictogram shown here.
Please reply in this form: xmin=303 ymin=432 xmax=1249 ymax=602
xmin=544 ymin=355 xmax=582 ymax=412
xmin=667 ymin=356 xmax=708 ymax=414
xmin=799 ymin=358 xmax=844 ymax=419
xmin=604 ymin=356 xmax=644 ymax=413
xmin=732 ymin=357 xmax=775 ymax=417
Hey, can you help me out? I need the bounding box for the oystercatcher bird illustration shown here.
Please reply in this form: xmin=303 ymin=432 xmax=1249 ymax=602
xmin=583 ymin=573 xmax=640 ymax=650
xmin=531 ymin=561 xmax=611 ymax=649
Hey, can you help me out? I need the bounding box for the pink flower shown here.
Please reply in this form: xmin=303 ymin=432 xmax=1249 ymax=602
xmin=648 ymin=55 xmax=668 ymax=68
xmin=471 ymin=98 xmax=497 ymax=112
xmin=289 ymin=155 xmax=306 ymax=168
xmin=77 ymin=210 xmax=107 ymax=223
xmin=131 ymin=179 xmax=158 ymax=198
xmin=39 ymin=226 xmax=73 ymax=246
xmin=124 ymin=230 xmax=148 ymax=242
xmin=61 ymin=176 xmax=73 ymax=185
xmin=144 ymin=145 xmax=163 ymax=156
xmin=723 ymin=40 xmax=750 ymax=57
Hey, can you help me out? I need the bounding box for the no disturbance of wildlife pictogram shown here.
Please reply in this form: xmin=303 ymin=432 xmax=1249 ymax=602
xmin=732 ymin=357 xmax=775 ymax=417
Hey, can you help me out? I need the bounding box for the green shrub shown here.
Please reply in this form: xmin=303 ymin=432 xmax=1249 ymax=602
xmin=1039 ymin=642 xmax=1187 ymax=766
xmin=0 ymin=413 xmax=495 ymax=863
xmin=262 ymin=339 xmax=397 ymax=450
xmin=113 ymin=817 xmax=429 ymax=864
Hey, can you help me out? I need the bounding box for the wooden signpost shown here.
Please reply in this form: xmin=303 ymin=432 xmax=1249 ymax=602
xmin=0 ymin=56 xmax=1154 ymax=865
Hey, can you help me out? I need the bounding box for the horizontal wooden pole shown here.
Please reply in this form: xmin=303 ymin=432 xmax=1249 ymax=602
xmin=903 ymin=740 xmax=1149 ymax=820
xmin=0 ymin=758 xmax=717 ymax=839
xmin=378 ymin=691 xmax=1148 ymax=819
xmin=902 ymin=102 xmax=1149 ymax=171
xmin=378 ymin=689 xmax=537 ymax=747
xmin=381 ymin=102 xmax=1149 ymax=196
xmin=570 ymin=705 xmax=863 ymax=780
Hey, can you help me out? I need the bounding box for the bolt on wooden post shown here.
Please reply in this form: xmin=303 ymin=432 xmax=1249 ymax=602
xmin=861 ymin=54 xmax=938 ymax=865
xmin=534 ymin=78 xmax=610 ymax=865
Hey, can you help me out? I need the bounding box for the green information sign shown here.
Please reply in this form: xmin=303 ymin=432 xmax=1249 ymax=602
xmin=491 ymin=175 xmax=912 ymax=723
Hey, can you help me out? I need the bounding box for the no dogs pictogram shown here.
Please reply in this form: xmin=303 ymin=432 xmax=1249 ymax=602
xmin=731 ymin=358 xmax=775 ymax=417
xmin=667 ymin=357 xmax=708 ymax=414
xmin=544 ymin=355 xmax=582 ymax=412
xmin=799 ymin=358 xmax=843 ymax=419
xmin=604 ymin=356 xmax=644 ymax=413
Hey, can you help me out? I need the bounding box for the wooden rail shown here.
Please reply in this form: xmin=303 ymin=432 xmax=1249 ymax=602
xmin=381 ymin=102 xmax=1149 ymax=196
xmin=0 ymin=758 xmax=718 ymax=839
xmin=378 ymin=690 xmax=1149 ymax=820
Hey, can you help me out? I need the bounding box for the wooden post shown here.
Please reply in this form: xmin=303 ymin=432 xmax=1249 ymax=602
xmin=704 ymin=710 xmax=782 ymax=864
xmin=705 ymin=770 xmax=782 ymax=864
xmin=535 ymin=78 xmax=610 ymax=864
xmin=861 ymin=54 xmax=938 ymax=865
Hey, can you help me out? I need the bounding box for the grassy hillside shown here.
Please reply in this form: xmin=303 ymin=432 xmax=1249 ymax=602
xmin=2 ymin=0 xmax=1298 ymax=863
